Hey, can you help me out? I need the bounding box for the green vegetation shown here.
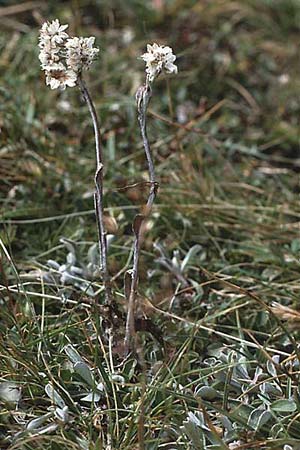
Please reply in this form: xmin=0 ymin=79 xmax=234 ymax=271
xmin=0 ymin=1 xmax=300 ymax=449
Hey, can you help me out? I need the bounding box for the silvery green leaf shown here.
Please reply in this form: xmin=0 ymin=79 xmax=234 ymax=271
xmin=43 ymin=273 xmax=57 ymax=283
xmin=47 ymin=259 xmax=60 ymax=270
xmin=45 ymin=383 xmax=65 ymax=408
xmin=87 ymin=286 xmax=95 ymax=296
xmin=80 ymin=391 xmax=101 ymax=402
xmin=172 ymin=250 xmax=181 ymax=268
xmin=219 ymin=415 xmax=233 ymax=432
xmin=74 ymin=362 xmax=95 ymax=387
xmin=292 ymin=360 xmax=299 ymax=369
xmin=87 ymin=243 xmax=98 ymax=266
xmin=30 ymin=423 xmax=58 ymax=435
xmin=252 ymin=366 xmax=263 ymax=383
xmin=59 ymin=264 xmax=68 ymax=273
xmin=64 ymin=344 xmax=84 ymax=364
xmin=271 ymin=399 xmax=297 ymax=413
xmin=61 ymin=272 xmax=74 ymax=284
xmin=196 ymin=386 xmax=218 ymax=401
xmin=60 ymin=239 xmax=76 ymax=256
xmin=208 ymin=446 xmax=228 ymax=450
xmin=0 ymin=382 xmax=21 ymax=403
xmin=181 ymin=420 xmax=206 ymax=449
xmin=233 ymin=363 xmax=249 ymax=380
xmin=181 ymin=245 xmax=202 ymax=272
xmin=270 ymin=422 xmax=285 ymax=438
xmin=187 ymin=411 xmax=202 ymax=427
xmin=67 ymin=252 xmax=76 ymax=265
xmin=190 ymin=280 xmax=204 ymax=297
xmin=247 ymin=408 xmax=272 ymax=431
xmin=78 ymin=283 xmax=94 ymax=296
xmin=38 ymin=372 xmax=47 ymax=378
xmin=260 ymin=382 xmax=282 ymax=396
xmin=111 ymin=374 xmax=125 ymax=385
xmin=203 ymin=357 xmax=217 ymax=367
xmin=54 ymin=406 xmax=69 ymax=423
xmin=230 ymin=404 xmax=254 ymax=424
xmin=107 ymin=234 xmax=114 ymax=248
xmin=76 ymin=436 xmax=89 ymax=450
xmin=267 ymin=360 xmax=277 ymax=377
xmin=70 ymin=265 xmax=84 ymax=275
xmin=26 ymin=412 xmax=53 ymax=430
xmin=187 ymin=412 xmax=210 ymax=431
xmin=96 ymin=382 xmax=104 ymax=392
xmin=12 ymin=411 xmax=26 ymax=425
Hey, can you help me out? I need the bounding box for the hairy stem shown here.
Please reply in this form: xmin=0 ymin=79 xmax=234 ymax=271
xmin=77 ymin=76 xmax=111 ymax=305
xmin=125 ymin=84 xmax=158 ymax=352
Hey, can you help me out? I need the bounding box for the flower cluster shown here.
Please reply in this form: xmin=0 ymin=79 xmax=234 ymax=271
xmin=65 ymin=37 xmax=99 ymax=73
xmin=39 ymin=19 xmax=99 ymax=90
xmin=141 ymin=43 xmax=178 ymax=83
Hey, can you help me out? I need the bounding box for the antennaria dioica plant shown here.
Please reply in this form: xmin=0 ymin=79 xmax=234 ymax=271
xmin=39 ymin=19 xmax=111 ymax=304
xmin=124 ymin=43 xmax=178 ymax=351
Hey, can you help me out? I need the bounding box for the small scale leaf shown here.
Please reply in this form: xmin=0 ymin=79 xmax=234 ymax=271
xmin=132 ymin=214 xmax=144 ymax=237
xmin=124 ymin=270 xmax=133 ymax=300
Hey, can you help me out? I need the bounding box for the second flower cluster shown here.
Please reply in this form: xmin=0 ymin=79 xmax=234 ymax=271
xmin=38 ymin=19 xmax=99 ymax=90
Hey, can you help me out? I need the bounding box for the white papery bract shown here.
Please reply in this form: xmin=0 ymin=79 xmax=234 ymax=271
xmin=39 ymin=19 xmax=99 ymax=90
xmin=141 ymin=43 xmax=178 ymax=83
xmin=39 ymin=36 xmax=60 ymax=67
xmin=40 ymin=19 xmax=69 ymax=44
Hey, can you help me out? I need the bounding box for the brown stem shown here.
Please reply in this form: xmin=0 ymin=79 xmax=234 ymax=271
xmin=77 ymin=76 xmax=112 ymax=305
xmin=124 ymin=83 xmax=158 ymax=352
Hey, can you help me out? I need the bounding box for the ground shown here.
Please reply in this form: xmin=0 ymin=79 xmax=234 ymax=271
xmin=0 ymin=1 xmax=300 ymax=449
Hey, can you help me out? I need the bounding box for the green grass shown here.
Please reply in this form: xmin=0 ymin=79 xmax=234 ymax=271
xmin=1 ymin=1 xmax=300 ymax=449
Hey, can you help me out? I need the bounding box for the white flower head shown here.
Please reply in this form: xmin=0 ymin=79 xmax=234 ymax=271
xmin=66 ymin=36 xmax=99 ymax=72
xmin=141 ymin=43 xmax=178 ymax=83
xmin=39 ymin=19 xmax=99 ymax=90
xmin=45 ymin=63 xmax=77 ymax=90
